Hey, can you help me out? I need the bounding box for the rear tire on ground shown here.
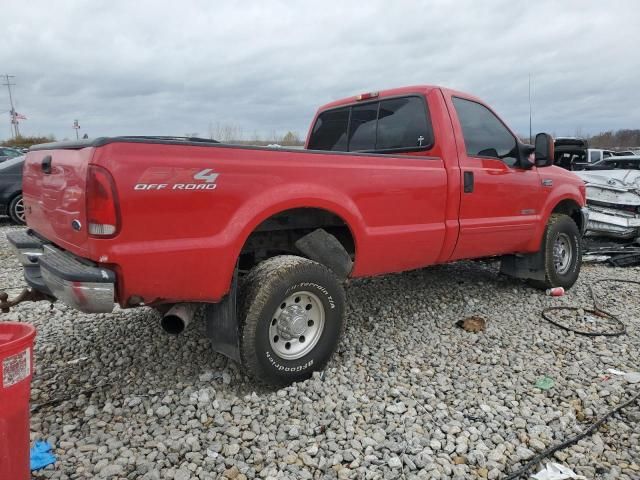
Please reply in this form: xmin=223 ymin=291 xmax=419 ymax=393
xmin=238 ymin=255 xmax=345 ymax=386
xmin=8 ymin=194 xmax=25 ymax=225
xmin=529 ymin=213 xmax=581 ymax=290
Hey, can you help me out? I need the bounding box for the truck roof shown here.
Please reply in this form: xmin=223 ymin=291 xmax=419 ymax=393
xmin=316 ymin=85 xmax=482 ymax=113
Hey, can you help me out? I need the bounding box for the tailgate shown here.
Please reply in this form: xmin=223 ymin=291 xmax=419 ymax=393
xmin=23 ymin=147 xmax=95 ymax=256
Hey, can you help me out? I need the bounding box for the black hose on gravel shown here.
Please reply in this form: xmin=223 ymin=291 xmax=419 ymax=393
xmin=541 ymin=278 xmax=640 ymax=337
xmin=503 ymin=389 xmax=640 ymax=480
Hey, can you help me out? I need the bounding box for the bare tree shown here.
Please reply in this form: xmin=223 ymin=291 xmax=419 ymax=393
xmin=203 ymin=123 xmax=304 ymax=146
xmin=281 ymin=131 xmax=302 ymax=146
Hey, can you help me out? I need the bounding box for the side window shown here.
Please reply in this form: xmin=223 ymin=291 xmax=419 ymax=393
xmin=307 ymin=107 xmax=349 ymax=151
xmin=309 ymin=96 xmax=434 ymax=153
xmin=348 ymin=103 xmax=377 ymax=151
xmin=589 ymin=151 xmax=600 ymax=163
xmin=376 ymin=97 xmax=432 ymax=150
xmin=452 ymin=97 xmax=518 ymax=166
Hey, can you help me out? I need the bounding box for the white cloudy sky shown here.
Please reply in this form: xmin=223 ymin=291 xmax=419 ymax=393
xmin=2 ymin=0 xmax=639 ymax=141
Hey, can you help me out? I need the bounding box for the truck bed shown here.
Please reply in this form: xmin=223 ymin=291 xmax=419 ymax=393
xmin=23 ymin=137 xmax=452 ymax=306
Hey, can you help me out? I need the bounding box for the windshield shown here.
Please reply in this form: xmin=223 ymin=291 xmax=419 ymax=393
xmin=1 ymin=148 xmax=21 ymax=157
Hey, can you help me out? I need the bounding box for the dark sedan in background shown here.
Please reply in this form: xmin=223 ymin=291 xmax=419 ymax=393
xmin=583 ymin=155 xmax=640 ymax=171
xmin=0 ymin=155 xmax=25 ymax=224
xmin=0 ymin=146 xmax=24 ymax=163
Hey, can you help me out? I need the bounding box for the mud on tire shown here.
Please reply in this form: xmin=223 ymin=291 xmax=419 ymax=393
xmin=238 ymin=255 xmax=345 ymax=386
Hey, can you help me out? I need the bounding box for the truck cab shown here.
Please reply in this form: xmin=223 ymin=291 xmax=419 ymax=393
xmin=306 ymin=86 xmax=586 ymax=261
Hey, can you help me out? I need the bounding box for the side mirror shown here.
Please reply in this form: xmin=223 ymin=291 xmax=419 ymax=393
xmin=535 ymin=133 xmax=554 ymax=167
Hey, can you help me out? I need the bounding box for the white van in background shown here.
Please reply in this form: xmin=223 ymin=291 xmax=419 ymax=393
xmin=587 ymin=148 xmax=616 ymax=164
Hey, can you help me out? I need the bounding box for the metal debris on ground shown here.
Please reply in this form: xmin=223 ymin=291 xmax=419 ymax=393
xmin=583 ymin=238 xmax=640 ymax=267
xmin=531 ymin=463 xmax=586 ymax=480
xmin=66 ymin=356 xmax=89 ymax=365
xmin=582 ymin=254 xmax=613 ymax=263
xmin=606 ymin=368 xmax=640 ymax=384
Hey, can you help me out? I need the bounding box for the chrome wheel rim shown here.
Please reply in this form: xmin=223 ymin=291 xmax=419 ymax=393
xmin=13 ymin=196 xmax=25 ymax=223
xmin=553 ymin=233 xmax=572 ymax=275
xmin=269 ymin=290 xmax=325 ymax=360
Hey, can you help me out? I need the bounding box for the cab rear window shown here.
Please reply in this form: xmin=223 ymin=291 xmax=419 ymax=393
xmin=308 ymin=96 xmax=433 ymax=153
xmin=307 ymin=107 xmax=349 ymax=151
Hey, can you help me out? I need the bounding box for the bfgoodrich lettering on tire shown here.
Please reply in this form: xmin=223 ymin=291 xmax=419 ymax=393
xmin=530 ymin=213 xmax=581 ymax=290
xmin=238 ymin=255 xmax=345 ymax=386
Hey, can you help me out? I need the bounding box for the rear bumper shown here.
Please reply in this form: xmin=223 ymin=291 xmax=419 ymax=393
xmin=6 ymin=230 xmax=115 ymax=313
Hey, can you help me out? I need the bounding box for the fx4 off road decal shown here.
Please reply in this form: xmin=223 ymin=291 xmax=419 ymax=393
xmin=134 ymin=168 xmax=219 ymax=191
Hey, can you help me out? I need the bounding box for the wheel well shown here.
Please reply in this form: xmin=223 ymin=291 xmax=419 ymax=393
xmin=239 ymin=208 xmax=355 ymax=272
xmin=551 ymin=199 xmax=582 ymax=232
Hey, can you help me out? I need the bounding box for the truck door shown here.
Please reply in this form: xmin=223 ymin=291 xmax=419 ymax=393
xmin=447 ymin=96 xmax=544 ymax=260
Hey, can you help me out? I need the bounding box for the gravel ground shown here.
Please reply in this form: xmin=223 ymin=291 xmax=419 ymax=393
xmin=1 ymin=217 xmax=639 ymax=480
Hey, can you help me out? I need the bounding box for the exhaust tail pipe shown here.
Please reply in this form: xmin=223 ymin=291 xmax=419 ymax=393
xmin=161 ymin=303 xmax=198 ymax=335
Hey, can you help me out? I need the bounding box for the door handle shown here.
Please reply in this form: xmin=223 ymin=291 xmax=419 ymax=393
xmin=463 ymin=171 xmax=474 ymax=193
xmin=41 ymin=155 xmax=52 ymax=174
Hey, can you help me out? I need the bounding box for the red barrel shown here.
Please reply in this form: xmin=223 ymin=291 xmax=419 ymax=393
xmin=0 ymin=322 xmax=36 ymax=480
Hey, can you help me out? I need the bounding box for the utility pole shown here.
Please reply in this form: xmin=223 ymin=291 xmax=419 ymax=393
xmin=528 ymin=74 xmax=533 ymax=145
xmin=73 ymin=119 xmax=80 ymax=140
xmin=2 ymin=74 xmax=18 ymax=139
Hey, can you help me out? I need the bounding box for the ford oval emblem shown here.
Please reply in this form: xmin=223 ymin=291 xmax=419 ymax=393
xmin=71 ymin=219 xmax=82 ymax=231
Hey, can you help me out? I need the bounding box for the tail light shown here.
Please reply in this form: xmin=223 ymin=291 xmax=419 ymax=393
xmin=86 ymin=165 xmax=120 ymax=237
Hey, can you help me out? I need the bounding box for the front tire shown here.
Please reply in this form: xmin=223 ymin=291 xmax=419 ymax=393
xmin=239 ymin=255 xmax=345 ymax=386
xmin=8 ymin=194 xmax=25 ymax=225
xmin=530 ymin=213 xmax=581 ymax=290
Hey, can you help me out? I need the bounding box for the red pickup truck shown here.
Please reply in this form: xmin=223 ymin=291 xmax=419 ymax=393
xmin=7 ymin=85 xmax=587 ymax=385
